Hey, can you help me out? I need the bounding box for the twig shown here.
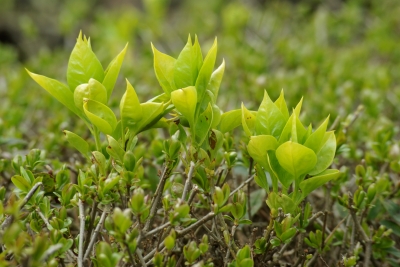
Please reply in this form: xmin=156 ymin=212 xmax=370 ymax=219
xmin=136 ymin=248 xmax=146 ymax=267
xmin=321 ymin=211 xmax=328 ymax=250
xmin=1 ymin=182 xmax=43 ymax=230
xmin=274 ymin=230 xmax=299 ymax=262
xmin=224 ymin=224 xmax=238 ymax=266
xmin=78 ymin=197 xmax=85 ymax=267
xmin=181 ymin=161 xmax=196 ymax=201
xmin=36 ymin=209 xmax=52 ymax=231
xmin=144 ymin=162 xmax=173 ymax=232
xmin=41 ymin=243 xmax=63 ymax=262
xmin=84 ymin=201 xmax=99 ymax=252
xmin=308 ymin=211 xmax=324 ymax=226
xmin=176 ymin=212 xmax=215 ymax=236
xmin=143 ymin=221 xmax=171 ymax=238
xmin=187 ymin=185 xmax=198 ymax=205
xmin=83 ymin=207 xmax=108 ymax=261
xmin=229 ymin=175 xmax=255 ymax=198
xmin=247 ymin=158 xmax=254 ymax=220
xmin=306 ymin=252 xmax=319 ymax=267
xmin=348 ymin=192 xmax=371 ymax=267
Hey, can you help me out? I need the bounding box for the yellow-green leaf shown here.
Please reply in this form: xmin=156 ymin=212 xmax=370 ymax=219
xmin=275 ymin=141 xmax=317 ymax=179
xmin=84 ymin=99 xmax=117 ymax=135
xmin=103 ymin=43 xmax=128 ymax=100
xmin=171 ymin=86 xmax=197 ymax=128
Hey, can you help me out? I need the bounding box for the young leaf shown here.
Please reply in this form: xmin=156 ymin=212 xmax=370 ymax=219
xmin=255 ymin=91 xmax=286 ymax=138
xmin=304 ymin=116 xmax=330 ymax=154
xmin=63 ymin=130 xmax=90 ymax=157
xmin=192 ymin=35 xmax=203 ymax=74
xmin=207 ymin=60 xmax=225 ymax=102
xmin=299 ymin=169 xmax=341 ymax=201
xmin=103 ymin=43 xmax=128 ymax=100
xmin=275 ymin=141 xmax=317 ymax=178
xmin=174 ymin=35 xmax=196 ymax=88
xmin=120 ymin=80 xmax=142 ymax=131
xmin=274 ymin=90 xmax=289 ymax=121
xmin=27 ymin=71 xmax=82 ymax=117
xmin=84 ymin=99 xmax=117 ymax=135
xmin=247 ymin=135 xmax=278 ymax=169
xmin=67 ymin=32 xmax=104 ymax=91
xmin=308 ymin=131 xmax=336 ymax=175
xmin=242 ymin=103 xmax=256 ymax=137
xmin=195 ymin=37 xmax=217 ymax=103
xmin=171 ymin=86 xmax=197 ymax=128
xmin=195 ymin=103 xmax=214 ymax=146
xmin=74 ymin=78 xmax=108 ymax=112
xmin=219 ymin=109 xmax=241 ymax=133
xmin=152 ymin=44 xmax=176 ymax=96
xmin=131 ymin=102 xmax=165 ymax=134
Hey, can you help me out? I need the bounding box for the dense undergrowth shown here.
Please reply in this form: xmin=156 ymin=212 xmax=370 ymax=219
xmin=0 ymin=0 xmax=400 ymax=266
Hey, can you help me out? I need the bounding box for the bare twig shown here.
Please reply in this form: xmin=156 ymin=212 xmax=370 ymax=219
xmin=348 ymin=192 xmax=371 ymax=267
xmin=136 ymin=248 xmax=146 ymax=267
xmin=78 ymin=197 xmax=85 ymax=267
xmin=306 ymin=252 xmax=319 ymax=267
xmin=83 ymin=207 xmax=108 ymax=261
xmin=41 ymin=244 xmax=63 ymax=262
xmin=182 ymin=161 xmax=196 ymax=201
xmin=143 ymin=221 xmax=171 ymax=238
xmin=1 ymin=182 xmax=43 ymax=230
xmin=144 ymin=162 xmax=173 ymax=232
xmin=36 ymin=209 xmax=52 ymax=231
xmin=84 ymin=201 xmax=99 ymax=252
xmin=176 ymin=212 xmax=215 ymax=236
xmin=229 ymin=175 xmax=255 ymax=198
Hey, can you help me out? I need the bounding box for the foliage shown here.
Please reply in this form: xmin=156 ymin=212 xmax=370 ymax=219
xmin=0 ymin=1 xmax=400 ymax=266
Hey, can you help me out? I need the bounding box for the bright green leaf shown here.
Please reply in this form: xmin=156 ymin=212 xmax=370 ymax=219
xmin=195 ymin=37 xmax=217 ymax=103
xmin=195 ymin=103 xmax=213 ymax=146
xmin=103 ymin=43 xmax=128 ymax=100
xmin=67 ymin=32 xmax=104 ymax=91
xmin=27 ymin=70 xmax=82 ymax=117
xmin=174 ymin=35 xmax=196 ymax=88
xmin=63 ymin=130 xmax=90 ymax=157
xmin=308 ymin=131 xmax=336 ymax=175
xmin=120 ymin=79 xmax=142 ymax=131
xmin=255 ymin=91 xmax=286 ymax=138
xmin=84 ymin=99 xmax=117 ymax=135
xmin=275 ymin=141 xmax=317 ymax=178
xmin=207 ymin=60 xmax=225 ymax=102
xmin=299 ymin=169 xmax=341 ymax=201
xmin=152 ymin=44 xmax=176 ymax=96
xmin=171 ymin=86 xmax=197 ymax=128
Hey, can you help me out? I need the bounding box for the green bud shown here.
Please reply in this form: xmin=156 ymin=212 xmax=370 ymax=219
xmin=355 ymin=164 xmax=366 ymax=178
xmin=74 ymin=78 xmax=107 ymax=111
xmin=367 ymin=183 xmax=376 ymax=203
xmin=123 ymin=151 xmax=136 ymax=172
xmin=92 ymin=151 xmax=107 ymax=176
xmin=106 ymin=135 xmax=125 ymax=163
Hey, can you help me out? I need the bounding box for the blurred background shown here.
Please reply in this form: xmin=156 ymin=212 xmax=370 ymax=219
xmin=1 ymin=0 xmax=400 ymax=166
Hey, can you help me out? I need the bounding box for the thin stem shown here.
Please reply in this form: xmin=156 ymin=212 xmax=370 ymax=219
xmin=229 ymin=175 xmax=255 ymax=198
xmin=41 ymin=244 xmax=63 ymax=262
xmin=93 ymin=127 xmax=102 ymax=152
xmin=83 ymin=208 xmax=108 ymax=261
xmin=348 ymin=193 xmax=371 ymax=267
xmin=144 ymin=161 xmax=173 ymax=232
xmin=84 ymin=201 xmax=99 ymax=252
xmin=176 ymin=212 xmax=215 ymax=236
xmin=36 ymin=209 xmax=52 ymax=231
xmin=143 ymin=221 xmax=171 ymax=238
xmin=78 ymin=197 xmax=85 ymax=267
xmin=182 ymin=161 xmax=196 ymax=201
xmin=1 ymin=182 xmax=43 ymax=230
xmin=136 ymin=248 xmax=146 ymax=267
